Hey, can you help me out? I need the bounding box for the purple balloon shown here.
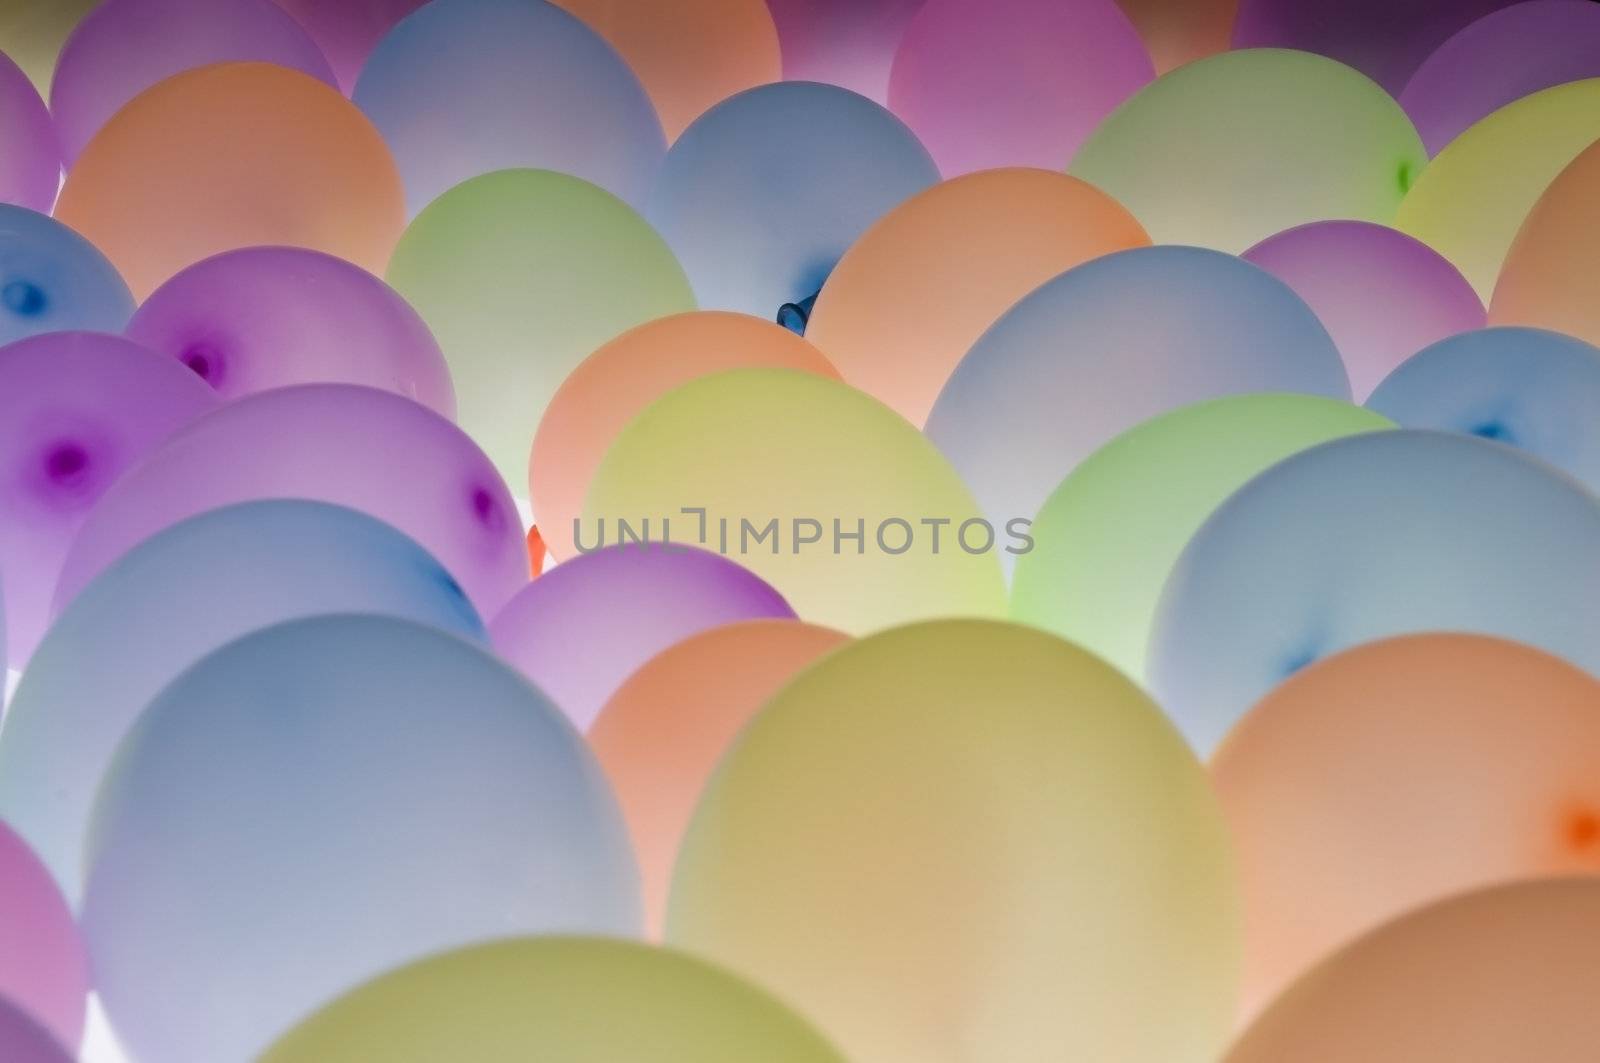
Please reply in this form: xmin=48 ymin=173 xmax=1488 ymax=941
xmin=0 ymin=999 xmax=70 ymax=1063
xmin=55 ymin=383 xmax=527 ymax=621
xmin=489 ymin=544 xmax=794 ymax=730
xmin=125 ymin=246 xmax=454 ymax=415
xmin=1242 ymin=221 xmax=1486 ymax=401
xmin=51 ymin=0 xmax=337 ymax=164
xmin=0 ymin=50 xmax=58 ymax=214
xmin=270 ymin=0 xmax=428 ymax=94
xmin=766 ymin=0 xmax=928 ymax=103
xmin=0 ymin=332 xmax=218 ymax=665
xmin=0 ymin=825 xmax=86 ymax=1053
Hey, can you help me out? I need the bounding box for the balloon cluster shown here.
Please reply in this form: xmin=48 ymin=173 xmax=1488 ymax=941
xmin=1 ymin=1 xmax=1599 ymax=1061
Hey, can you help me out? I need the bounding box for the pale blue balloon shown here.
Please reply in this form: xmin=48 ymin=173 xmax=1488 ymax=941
xmin=0 ymin=205 xmax=132 ymax=344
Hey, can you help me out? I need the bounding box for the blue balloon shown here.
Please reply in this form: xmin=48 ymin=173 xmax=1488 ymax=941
xmin=1149 ymin=430 xmax=1600 ymax=753
xmin=1367 ymin=326 xmax=1600 ymax=494
xmin=0 ymin=205 xmax=132 ymax=344
xmin=647 ymin=81 xmax=938 ymax=318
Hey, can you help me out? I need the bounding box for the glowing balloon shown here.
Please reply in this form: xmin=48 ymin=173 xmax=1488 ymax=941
xmin=1113 ymin=0 xmax=1234 ymax=72
xmin=387 ymin=168 xmax=694 ymax=486
xmin=0 ymin=999 xmax=70 ymax=1063
xmin=1242 ymin=221 xmax=1485 ymax=400
xmin=1010 ymin=395 xmax=1392 ymax=682
xmin=125 ymin=246 xmax=453 ymax=415
xmin=489 ymin=545 xmax=795 ymax=731
xmin=765 ymin=0 xmax=925 ymax=102
xmin=0 ymin=824 xmax=85 ymax=1051
xmin=0 ymin=331 xmax=217 ymax=665
xmin=531 ymin=311 xmax=838 ymax=560
xmin=1150 ymin=430 xmax=1600 ymax=754
xmin=0 ymin=0 xmax=96 ymax=94
xmin=1366 ymin=326 xmax=1600 ymax=493
xmin=647 ymin=81 xmax=938 ymax=317
xmin=54 ymin=384 xmax=527 ymax=620
xmin=82 ymin=615 xmax=638 ymax=1063
xmin=584 ymin=369 xmax=1007 ymax=634
xmin=924 ymin=246 xmax=1349 ymax=557
xmin=0 ymin=500 xmax=485 ymax=902
xmin=269 ymin=0 xmax=425 ymax=93
xmin=54 ymin=62 xmax=403 ymax=300
xmin=668 ymin=620 xmax=1240 ymax=1063
xmin=1070 ymin=49 xmax=1425 ymax=252
xmin=1491 ymin=136 xmax=1600 ymax=346
xmin=0 ymin=205 xmax=133 ymax=344
xmin=0 ymin=49 xmax=56 ymax=213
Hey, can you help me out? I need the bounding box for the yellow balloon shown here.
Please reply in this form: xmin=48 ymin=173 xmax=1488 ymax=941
xmin=0 ymin=0 xmax=96 ymax=94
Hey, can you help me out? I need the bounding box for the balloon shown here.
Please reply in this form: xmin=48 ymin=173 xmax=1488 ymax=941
xmin=806 ymin=168 xmax=1148 ymax=425
xmin=54 ymin=62 xmax=403 ymax=300
xmin=83 ymin=615 xmax=639 ymax=1063
xmin=0 ymin=205 xmax=134 ymax=344
xmin=590 ymin=620 xmax=849 ymax=933
xmin=0 ymin=49 xmax=56 ymax=213
xmin=54 ymin=384 xmax=527 ymax=620
xmin=0 ymin=999 xmax=70 ymax=1063
xmin=1011 ymin=395 xmax=1392 ymax=683
xmin=269 ymin=0 xmax=426 ymax=93
xmin=646 ymin=82 xmax=938 ymax=318
xmin=668 ymin=620 xmax=1240 ymax=1063
xmin=1241 ymin=220 xmax=1485 ymax=400
xmin=924 ymin=246 xmax=1350 ymax=560
xmin=888 ymin=0 xmax=1152 ymax=176
xmin=0 ymin=331 xmax=218 ymax=665
xmin=489 ymin=544 xmax=795 ymax=731
xmin=1112 ymin=0 xmax=1235 ymax=72
xmin=353 ymin=0 xmax=663 ymax=217
xmin=530 ymin=311 xmax=839 ymax=560
xmin=259 ymin=937 xmax=844 ymax=1062
xmin=764 ymin=0 xmax=926 ymax=103
xmin=1070 ymin=49 xmax=1425 ymax=252
xmin=1394 ymin=78 xmax=1600 ymax=299
xmin=1491 ymin=136 xmax=1600 ymax=346
xmin=0 ymin=824 xmax=85 ymax=1051
xmin=1225 ymin=880 xmax=1600 ymax=1063
xmin=387 ymin=168 xmax=694 ymax=487
xmin=0 ymin=499 xmax=485 ymax=902
xmin=125 ymin=246 xmax=453 ymax=415
xmin=584 ymin=369 xmax=1008 ymax=634
xmin=1149 ymin=430 xmax=1600 ymax=754
xmin=1366 ymin=326 xmax=1600 ymax=493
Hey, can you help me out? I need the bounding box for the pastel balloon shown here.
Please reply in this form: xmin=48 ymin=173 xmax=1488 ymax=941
xmin=668 ymin=620 xmax=1240 ymax=1063
xmin=54 ymin=62 xmax=403 ymax=300
xmin=806 ymin=168 xmax=1149 ymax=425
xmin=0 ymin=999 xmax=70 ymax=1063
xmin=531 ymin=311 xmax=839 ymax=560
xmin=269 ymin=0 xmax=425 ymax=93
xmin=1366 ymin=326 xmax=1600 ymax=493
xmin=647 ymin=81 xmax=938 ymax=317
xmin=1226 ymin=880 xmax=1600 ymax=1062
xmin=82 ymin=615 xmax=638 ymax=1063
xmin=0 ymin=331 xmax=217 ymax=665
xmin=1011 ymin=395 xmax=1392 ymax=683
xmin=1070 ymin=49 xmax=1426 ymax=252
xmin=590 ymin=620 xmax=849 ymax=933
xmin=0 ymin=500 xmax=484 ymax=902
xmin=765 ymin=0 xmax=926 ymax=103
xmin=0 ymin=823 xmax=85 ymax=1051
xmin=54 ymin=384 xmax=527 ymax=620
xmin=125 ymin=246 xmax=453 ymax=415
xmin=1112 ymin=0 xmax=1234 ymax=72
xmin=1242 ymin=221 xmax=1485 ymax=400
xmin=260 ymin=937 xmax=844 ymax=1062
xmin=489 ymin=544 xmax=795 ymax=731
xmin=924 ymin=246 xmax=1349 ymax=557
xmin=888 ymin=0 xmax=1152 ymax=176
xmin=1491 ymin=136 xmax=1600 ymax=346
xmin=584 ymin=369 xmax=1008 ymax=634
xmin=353 ymin=0 xmax=663 ymax=217
xmin=387 ymin=168 xmax=694 ymax=486
xmin=0 ymin=1 xmax=96 ymax=95
xmin=0 ymin=205 xmax=134 ymax=344
xmin=1149 ymin=430 xmax=1600 ymax=754
xmin=0 ymin=49 xmax=56 ymax=212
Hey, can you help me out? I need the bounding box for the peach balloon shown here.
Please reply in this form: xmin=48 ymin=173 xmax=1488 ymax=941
xmin=1212 ymin=634 xmax=1600 ymax=1018
xmin=54 ymin=62 xmax=402 ymax=299
xmin=805 ymin=168 xmax=1149 ymax=425
xmin=589 ymin=619 xmax=850 ymax=935
xmin=1492 ymin=136 xmax=1600 ymax=345
xmin=1114 ymin=0 xmax=1236 ymax=72
xmin=529 ymin=311 xmax=839 ymax=560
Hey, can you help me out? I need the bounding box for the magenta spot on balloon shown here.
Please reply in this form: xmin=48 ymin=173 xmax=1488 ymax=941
xmin=180 ymin=342 xmax=225 ymax=386
xmin=43 ymin=441 xmax=90 ymax=486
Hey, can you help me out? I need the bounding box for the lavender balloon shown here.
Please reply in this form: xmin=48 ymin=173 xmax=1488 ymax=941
xmin=0 ymin=49 xmax=58 ymax=213
xmin=125 ymin=246 xmax=454 ymax=415
xmin=0 ymin=999 xmax=70 ymax=1063
xmin=490 ymin=545 xmax=794 ymax=730
xmin=0 ymin=332 xmax=217 ymax=665
xmin=270 ymin=0 xmax=427 ymax=94
xmin=766 ymin=0 xmax=926 ymax=102
xmin=0 ymin=824 xmax=85 ymax=1052
xmin=0 ymin=205 xmax=134 ymax=345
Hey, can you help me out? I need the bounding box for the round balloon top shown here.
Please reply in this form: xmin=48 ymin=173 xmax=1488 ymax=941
xmin=0 ymin=823 xmax=85 ymax=1052
xmin=270 ymin=0 xmax=427 ymax=93
xmin=0 ymin=205 xmax=134 ymax=344
xmin=0 ymin=48 xmax=58 ymax=213
xmin=764 ymin=0 xmax=926 ymax=102
xmin=1491 ymin=134 xmax=1600 ymax=348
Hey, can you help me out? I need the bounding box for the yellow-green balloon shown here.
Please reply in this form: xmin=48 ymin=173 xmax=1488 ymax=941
xmin=0 ymin=0 xmax=96 ymax=94
xmin=583 ymin=368 xmax=1007 ymax=634
xmin=1011 ymin=395 xmax=1393 ymax=682
xmin=1070 ymin=49 xmax=1425 ymax=252
xmin=387 ymin=168 xmax=694 ymax=486
xmin=667 ymin=620 xmax=1241 ymax=1063
xmin=258 ymin=936 xmax=845 ymax=1063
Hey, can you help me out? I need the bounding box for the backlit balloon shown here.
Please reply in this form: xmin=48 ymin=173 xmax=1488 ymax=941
xmin=0 ymin=205 xmax=134 ymax=344
xmin=0 ymin=823 xmax=85 ymax=1051
xmin=269 ymin=0 xmax=425 ymax=93
xmin=1491 ymin=136 xmax=1600 ymax=347
xmin=0 ymin=49 xmax=56 ymax=212
xmin=765 ymin=0 xmax=925 ymax=103
xmin=0 ymin=999 xmax=70 ymax=1063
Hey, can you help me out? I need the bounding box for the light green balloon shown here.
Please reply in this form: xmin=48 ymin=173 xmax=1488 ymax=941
xmin=1011 ymin=395 xmax=1393 ymax=683
xmin=0 ymin=0 xmax=96 ymax=95
xmin=258 ymin=937 xmax=845 ymax=1063
xmin=1070 ymin=49 xmax=1425 ymax=252
xmin=387 ymin=168 xmax=694 ymax=487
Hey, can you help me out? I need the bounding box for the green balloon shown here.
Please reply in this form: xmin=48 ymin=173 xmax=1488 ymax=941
xmin=0 ymin=0 xmax=96 ymax=95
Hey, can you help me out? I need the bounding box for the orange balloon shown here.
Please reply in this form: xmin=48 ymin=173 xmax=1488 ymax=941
xmin=589 ymin=619 xmax=849 ymax=936
xmin=54 ymin=62 xmax=403 ymax=300
xmin=1114 ymin=0 xmax=1237 ymax=72
xmin=529 ymin=310 xmax=839 ymax=560
xmin=804 ymin=168 xmax=1149 ymax=426
xmin=1491 ymin=136 xmax=1600 ymax=345
xmin=1211 ymin=634 xmax=1600 ymax=1019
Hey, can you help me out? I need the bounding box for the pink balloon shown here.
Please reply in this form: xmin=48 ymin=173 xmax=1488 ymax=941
xmin=0 ymin=50 xmax=58 ymax=214
xmin=0 ymin=823 xmax=87 ymax=1053
xmin=0 ymin=1000 xmax=70 ymax=1063
xmin=766 ymin=0 xmax=927 ymax=102
xmin=270 ymin=0 xmax=428 ymax=94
